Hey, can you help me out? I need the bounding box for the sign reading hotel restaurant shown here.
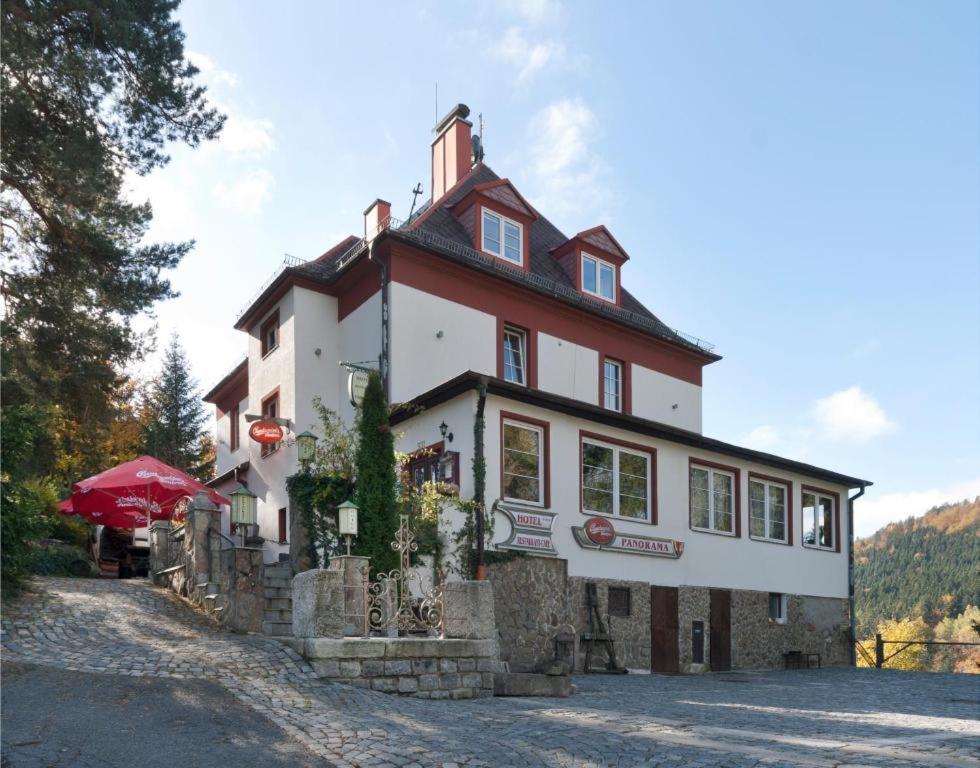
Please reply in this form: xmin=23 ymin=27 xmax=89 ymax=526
xmin=496 ymin=505 xmax=557 ymax=556
xmin=573 ymin=518 xmax=684 ymax=559
xmin=348 ymin=370 xmax=370 ymax=408
xmin=249 ymin=420 xmax=284 ymax=444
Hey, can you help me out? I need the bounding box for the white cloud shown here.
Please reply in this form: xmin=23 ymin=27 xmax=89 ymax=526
xmin=525 ymin=98 xmax=616 ymax=226
xmin=813 ymin=386 xmax=896 ymax=442
xmin=186 ymin=51 xmax=240 ymax=89
xmin=854 ymin=478 xmax=980 ymax=537
xmin=124 ymin=167 xmax=197 ymax=242
xmin=502 ymin=0 xmax=562 ymax=24
xmin=218 ymin=114 xmax=275 ymax=154
xmin=742 ymin=424 xmax=811 ymax=461
xmin=494 ymin=27 xmax=566 ymax=82
xmin=212 ymin=169 xmax=274 ymax=214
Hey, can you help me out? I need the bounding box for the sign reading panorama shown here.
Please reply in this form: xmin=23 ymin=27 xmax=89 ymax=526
xmin=573 ymin=517 xmax=684 ymax=559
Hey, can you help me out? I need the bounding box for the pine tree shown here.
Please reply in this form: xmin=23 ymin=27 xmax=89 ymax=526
xmin=353 ymin=372 xmax=399 ymax=575
xmin=142 ymin=336 xmax=208 ymax=478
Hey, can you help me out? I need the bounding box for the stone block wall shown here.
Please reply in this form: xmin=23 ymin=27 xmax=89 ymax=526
xmin=293 ymin=637 xmax=501 ymax=699
xmin=218 ymin=547 xmax=265 ymax=633
xmin=485 ymin=556 xmax=571 ymax=672
xmin=731 ymin=591 xmax=850 ymax=669
xmin=568 ymin=576 xmax=651 ymax=672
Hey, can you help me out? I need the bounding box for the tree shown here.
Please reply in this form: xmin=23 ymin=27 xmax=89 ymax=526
xmin=353 ymin=372 xmax=399 ymax=575
xmin=1 ymin=0 xmax=224 ymax=485
xmin=141 ymin=336 xmax=208 ymax=478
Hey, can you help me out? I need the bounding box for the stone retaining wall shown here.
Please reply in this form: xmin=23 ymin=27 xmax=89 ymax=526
xmin=289 ymin=637 xmax=500 ymax=699
xmin=568 ymin=576 xmax=651 ymax=672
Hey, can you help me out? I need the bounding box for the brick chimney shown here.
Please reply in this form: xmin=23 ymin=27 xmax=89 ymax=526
xmin=364 ymin=198 xmax=391 ymax=240
xmin=431 ymin=103 xmax=473 ymax=203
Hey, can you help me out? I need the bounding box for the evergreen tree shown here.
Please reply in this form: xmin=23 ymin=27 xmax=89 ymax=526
xmin=142 ymin=336 xmax=208 ymax=478
xmin=353 ymin=372 xmax=399 ymax=575
xmin=1 ymin=0 xmax=224 ymax=484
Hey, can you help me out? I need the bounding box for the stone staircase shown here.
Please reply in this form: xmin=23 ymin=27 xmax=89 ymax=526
xmin=262 ymin=562 xmax=294 ymax=637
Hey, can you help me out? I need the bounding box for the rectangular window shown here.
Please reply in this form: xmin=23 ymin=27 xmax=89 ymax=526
xmin=749 ymin=478 xmax=788 ymax=543
xmin=582 ymin=438 xmax=651 ymax=521
xmin=502 ymin=327 xmax=527 ymax=385
xmin=502 ymin=419 xmax=544 ymax=506
xmin=608 ymin=586 xmax=631 ymax=617
xmin=690 ymin=464 xmax=735 ymax=535
xmin=229 ymin=405 xmax=240 ymax=451
xmin=768 ymin=593 xmax=787 ymax=624
xmin=603 ymin=359 xmax=622 ymax=411
xmin=802 ymin=490 xmax=836 ymax=549
xmin=278 ymin=508 xmax=288 ymax=544
xmin=260 ymin=311 xmax=279 ymax=357
xmin=261 ymin=392 xmax=279 ymax=457
xmin=482 ymin=209 xmax=523 ymax=265
xmin=582 ymin=253 xmax=615 ymax=301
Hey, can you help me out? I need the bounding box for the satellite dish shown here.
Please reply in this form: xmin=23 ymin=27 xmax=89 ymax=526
xmin=471 ymin=134 xmax=484 ymax=164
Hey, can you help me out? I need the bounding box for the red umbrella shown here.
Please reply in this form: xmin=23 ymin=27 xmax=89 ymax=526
xmin=65 ymin=456 xmax=229 ymax=528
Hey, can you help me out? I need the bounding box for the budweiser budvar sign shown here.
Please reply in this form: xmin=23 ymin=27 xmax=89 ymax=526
xmin=249 ymin=420 xmax=284 ymax=444
xmin=573 ymin=519 xmax=684 ymax=559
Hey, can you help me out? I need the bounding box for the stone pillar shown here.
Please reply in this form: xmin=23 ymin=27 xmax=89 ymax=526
xmin=329 ymin=555 xmax=369 ymax=637
xmin=289 ymin=507 xmax=314 ymax=574
xmin=186 ymin=491 xmax=221 ymax=603
xmin=220 ymin=547 xmax=265 ymax=633
xmin=148 ymin=520 xmax=171 ymax=585
xmin=442 ymin=581 xmax=496 ymax=640
xmin=292 ymin=569 xmax=347 ymax=638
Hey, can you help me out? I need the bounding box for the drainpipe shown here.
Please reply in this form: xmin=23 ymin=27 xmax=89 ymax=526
xmin=473 ymin=378 xmax=488 ymax=580
xmin=367 ymin=239 xmax=390 ymax=399
xmin=847 ymin=483 xmax=867 ymax=666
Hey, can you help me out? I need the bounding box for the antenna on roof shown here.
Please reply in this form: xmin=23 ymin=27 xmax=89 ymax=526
xmin=408 ymin=183 xmax=423 ymax=220
xmin=471 ymin=112 xmax=485 ymax=165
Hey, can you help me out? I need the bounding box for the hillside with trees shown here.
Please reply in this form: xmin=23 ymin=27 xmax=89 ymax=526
xmin=854 ymin=497 xmax=980 ymax=672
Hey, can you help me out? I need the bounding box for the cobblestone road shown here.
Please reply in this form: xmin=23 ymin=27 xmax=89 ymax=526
xmin=3 ymin=578 xmax=978 ymax=768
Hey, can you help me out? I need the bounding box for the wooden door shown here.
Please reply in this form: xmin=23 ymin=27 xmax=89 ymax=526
xmin=650 ymin=586 xmax=680 ymax=675
xmin=709 ymin=588 xmax=732 ymax=671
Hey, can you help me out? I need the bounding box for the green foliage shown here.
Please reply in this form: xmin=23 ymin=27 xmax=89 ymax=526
xmin=353 ymin=372 xmax=399 ymax=576
xmin=1 ymin=474 xmax=55 ymax=594
xmin=141 ymin=335 xmax=209 ymax=478
xmin=29 ymin=540 xmax=93 ymax=577
xmin=1 ymin=0 xmax=223 ymax=490
xmin=855 ymin=497 xmax=980 ymax=636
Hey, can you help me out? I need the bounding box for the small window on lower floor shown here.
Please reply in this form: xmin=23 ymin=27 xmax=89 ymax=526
xmin=608 ymin=586 xmax=631 ymax=617
xmin=278 ymin=507 xmax=288 ymax=544
xmin=768 ymin=592 xmax=787 ymax=624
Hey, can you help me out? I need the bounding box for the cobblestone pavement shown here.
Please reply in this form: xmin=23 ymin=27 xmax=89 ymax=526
xmin=3 ymin=578 xmax=979 ymax=768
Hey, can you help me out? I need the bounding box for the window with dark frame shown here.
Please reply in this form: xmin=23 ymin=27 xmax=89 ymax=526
xmin=603 ymin=359 xmax=622 ymax=411
xmin=261 ymin=392 xmax=279 ymax=457
xmin=502 ymin=326 xmax=527 ymax=385
xmin=260 ymin=311 xmax=279 ymax=357
xmin=768 ymin=592 xmax=787 ymax=624
xmin=229 ymin=405 xmax=240 ymax=451
xmin=802 ymin=490 xmax=835 ymax=549
xmin=608 ymin=586 xmax=631 ymax=617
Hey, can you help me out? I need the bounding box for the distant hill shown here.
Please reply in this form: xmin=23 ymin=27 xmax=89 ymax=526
xmin=854 ymin=497 xmax=980 ymax=636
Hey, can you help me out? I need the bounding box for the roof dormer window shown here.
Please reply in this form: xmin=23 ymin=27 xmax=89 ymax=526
xmin=482 ymin=208 xmax=523 ymax=265
xmin=582 ymin=253 xmax=615 ymax=302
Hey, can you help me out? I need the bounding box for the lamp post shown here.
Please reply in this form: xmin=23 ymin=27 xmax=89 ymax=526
xmin=296 ymin=430 xmax=318 ymax=465
xmin=337 ymin=499 xmax=358 ymax=556
xmin=230 ymin=485 xmax=258 ymax=547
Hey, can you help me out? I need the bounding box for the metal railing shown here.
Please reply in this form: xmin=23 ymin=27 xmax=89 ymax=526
xmin=859 ymin=634 xmax=980 ymax=668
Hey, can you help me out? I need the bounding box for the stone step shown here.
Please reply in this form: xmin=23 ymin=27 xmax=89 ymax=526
xmin=263 ymin=587 xmax=290 ymax=599
xmin=263 ymin=576 xmax=291 ymax=589
xmin=265 ymin=597 xmax=292 ymax=611
xmin=263 ymin=609 xmax=292 ymax=622
xmin=264 ymin=563 xmax=293 ymax=574
xmin=262 ymin=620 xmax=293 ymax=636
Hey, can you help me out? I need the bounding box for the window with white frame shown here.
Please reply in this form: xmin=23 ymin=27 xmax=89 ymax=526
xmin=582 ymin=253 xmax=615 ymax=301
xmin=749 ymin=477 xmax=788 ymax=542
xmin=603 ymin=359 xmax=622 ymax=411
xmin=802 ymin=490 xmax=835 ymax=549
xmin=502 ymin=327 xmax=527 ymax=385
xmin=582 ymin=438 xmax=650 ymax=521
xmin=768 ymin=592 xmax=787 ymax=624
xmin=502 ymin=420 xmax=543 ymax=505
xmin=482 ymin=209 xmax=523 ymax=264
xmin=690 ymin=464 xmax=735 ymax=534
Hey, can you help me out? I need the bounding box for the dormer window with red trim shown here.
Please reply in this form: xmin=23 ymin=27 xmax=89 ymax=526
xmin=582 ymin=252 xmax=616 ymax=302
xmin=482 ymin=208 xmax=523 ymax=265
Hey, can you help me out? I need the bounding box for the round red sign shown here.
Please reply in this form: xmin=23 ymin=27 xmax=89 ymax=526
xmin=584 ymin=516 xmax=616 ymax=546
xmin=249 ymin=420 xmax=284 ymax=444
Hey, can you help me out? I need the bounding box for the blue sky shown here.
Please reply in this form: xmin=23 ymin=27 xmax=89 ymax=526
xmin=130 ymin=0 xmax=979 ymax=536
